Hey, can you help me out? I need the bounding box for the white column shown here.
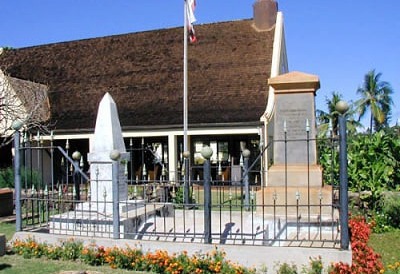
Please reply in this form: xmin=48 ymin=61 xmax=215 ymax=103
xmin=168 ymin=134 xmax=178 ymax=183
xmin=263 ymin=121 xmax=269 ymax=187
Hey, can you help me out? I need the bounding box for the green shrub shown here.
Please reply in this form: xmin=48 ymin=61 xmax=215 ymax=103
xmin=306 ymin=256 xmax=323 ymax=274
xmin=320 ymin=130 xmax=400 ymax=212
xmin=370 ymin=192 xmax=400 ymax=232
xmin=382 ymin=192 xmax=400 ymax=229
xmin=0 ymin=167 xmax=14 ymax=188
xmin=0 ymin=167 xmax=42 ymax=189
xmin=276 ymin=262 xmax=298 ymax=274
xmin=370 ymin=211 xmax=393 ymax=233
xmin=60 ymin=239 xmax=83 ymax=261
xmin=173 ymin=186 xmax=195 ymax=205
xmin=347 ymin=131 xmax=397 ymax=208
xmin=44 ymin=244 xmax=63 ymax=260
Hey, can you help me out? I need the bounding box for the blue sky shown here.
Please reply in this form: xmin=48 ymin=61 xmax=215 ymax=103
xmin=1 ymin=0 xmax=399 ymax=127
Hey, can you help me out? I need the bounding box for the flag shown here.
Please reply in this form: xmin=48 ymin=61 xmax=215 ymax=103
xmin=186 ymin=0 xmax=197 ymax=43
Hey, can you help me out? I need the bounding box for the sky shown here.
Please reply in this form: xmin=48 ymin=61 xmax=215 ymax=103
xmin=1 ymin=0 xmax=399 ymax=127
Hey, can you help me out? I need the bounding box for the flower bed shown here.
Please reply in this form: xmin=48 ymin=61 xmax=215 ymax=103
xmin=330 ymin=216 xmax=384 ymax=274
xmin=11 ymin=218 xmax=398 ymax=274
xmin=11 ymin=237 xmax=255 ymax=274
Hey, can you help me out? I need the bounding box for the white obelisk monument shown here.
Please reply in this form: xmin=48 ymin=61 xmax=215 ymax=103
xmin=87 ymin=92 xmax=129 ymax=213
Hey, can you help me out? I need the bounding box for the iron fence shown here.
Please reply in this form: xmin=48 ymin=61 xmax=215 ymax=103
xmin=12 ymin=132 xmax=345 ymax=248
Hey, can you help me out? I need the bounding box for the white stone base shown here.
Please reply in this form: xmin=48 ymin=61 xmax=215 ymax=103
xmin=49 ymin=200 xmax=166 ymax=239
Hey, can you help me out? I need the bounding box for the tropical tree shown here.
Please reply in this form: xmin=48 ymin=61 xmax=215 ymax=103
xmin=316 ymin=91 xmax=342 ymax=137
xmin=316 ymin=92 xmax=361 ymax=137
xmin=356 ymin=70 xmax=393 ymax=134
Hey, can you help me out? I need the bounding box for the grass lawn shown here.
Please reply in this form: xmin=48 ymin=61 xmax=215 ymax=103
xmin=0 ymin=222 xmax=15 ymax=242
xmin=370 ymin=229 xmax=400 ymax=266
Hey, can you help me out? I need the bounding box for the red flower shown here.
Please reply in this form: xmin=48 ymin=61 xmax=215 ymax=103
xmin=330 ymin=216 xmax=383 ymax=274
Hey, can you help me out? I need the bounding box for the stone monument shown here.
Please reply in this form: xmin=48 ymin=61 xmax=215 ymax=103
xmin=257 ymin=71 xmax=333 ymax=218
xmin=50 ymin=93 xmax=158 ymax=238
xmin=268 ymin=71 xmax=322 ymax=187
xmin=87 ymin=92 xmax=129 ymax=213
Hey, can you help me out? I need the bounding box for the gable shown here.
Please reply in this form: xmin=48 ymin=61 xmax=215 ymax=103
xmin=0 ymin=70 xmax=49 ymax=136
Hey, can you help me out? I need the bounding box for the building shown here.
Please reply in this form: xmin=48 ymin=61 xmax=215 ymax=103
xmin=0 ymin=0 xmax=288 ymax=184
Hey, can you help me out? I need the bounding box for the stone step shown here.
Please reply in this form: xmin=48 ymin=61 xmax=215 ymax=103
xmin=255 ymin=186 xmax=337 ymax=219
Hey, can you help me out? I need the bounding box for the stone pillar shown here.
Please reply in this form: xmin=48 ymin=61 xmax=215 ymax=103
xmin=267 ymin=71 xmax=322 ymax=187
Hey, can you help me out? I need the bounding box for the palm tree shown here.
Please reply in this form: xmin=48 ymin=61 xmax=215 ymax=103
xmin=356 ymin=70 xmax=394 ymax=134
xmin=317 ymin=92 xmax=362 ymax=137
xmin=316 ymin=91 xmax=343 ymax=137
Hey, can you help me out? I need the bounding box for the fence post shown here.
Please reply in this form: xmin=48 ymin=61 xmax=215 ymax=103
xmin=243 ymin=149 xmax=251 ymax=211
xmin=12 ymin=120 xmax=24 ymax=232
xmin=201 ymin=146 xmax=213 ymax=244
xmin=336 ymin=101 xmax=349 ymax=250
xmin=72 ymin=151 xmax=81 ymax=201
xmin=110 ymin=149 xmax=121 ymax=239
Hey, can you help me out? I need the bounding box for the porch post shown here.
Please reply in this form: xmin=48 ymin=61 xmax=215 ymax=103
xmin=12 ymin=120 xmax=23 ymax=232
xmin=168 ymin=134 xmax=177 ymax=183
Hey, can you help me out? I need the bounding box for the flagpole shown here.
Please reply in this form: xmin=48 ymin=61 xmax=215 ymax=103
xmin=183 ymin=0 xmax=188 ymax=156
xmin=183 ymin=0 xmax=189 ymax=203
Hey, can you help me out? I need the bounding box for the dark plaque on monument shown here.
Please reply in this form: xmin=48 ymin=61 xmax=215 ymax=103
xmin=274 ymin=92 xmax=317 ymax=165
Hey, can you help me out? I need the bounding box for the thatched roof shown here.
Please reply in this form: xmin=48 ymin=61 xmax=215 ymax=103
xmin=0 ymin=19 xmax=274 ymax=133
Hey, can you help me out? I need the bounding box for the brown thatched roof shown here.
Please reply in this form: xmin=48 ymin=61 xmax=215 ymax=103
xmin=0 ymin=19 xmax=274 ymax=133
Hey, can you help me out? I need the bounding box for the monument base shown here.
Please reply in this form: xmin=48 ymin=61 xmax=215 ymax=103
xmin=267 ymin=164 xmax=323 ymax=187
xmin=75 ymin=199 xmax=145 ymax=215
xmin=255 ymin=185 xmax=336 ymax=219
xmin=49 ymin=200 xmax=169 ymax=239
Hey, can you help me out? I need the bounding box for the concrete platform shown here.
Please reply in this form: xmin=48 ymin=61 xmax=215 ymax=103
xmin=131 ymin=209 xmax=340 ymax=248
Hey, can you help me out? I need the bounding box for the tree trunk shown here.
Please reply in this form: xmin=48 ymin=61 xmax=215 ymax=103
xmin=369 ymin=113 xmax=373 ymax=135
